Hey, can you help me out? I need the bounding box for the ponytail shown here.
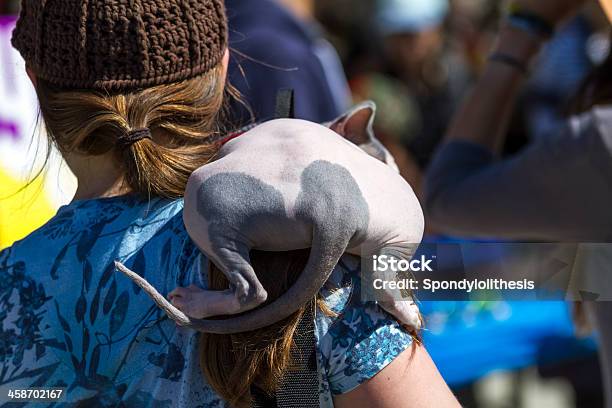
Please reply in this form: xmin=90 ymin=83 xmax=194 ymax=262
xmin=35 ymin=62 xmax=233 ymax=198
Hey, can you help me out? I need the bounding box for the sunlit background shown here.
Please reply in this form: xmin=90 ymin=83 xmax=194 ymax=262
xmin=0 ymin=14 xmax=75 ymax=250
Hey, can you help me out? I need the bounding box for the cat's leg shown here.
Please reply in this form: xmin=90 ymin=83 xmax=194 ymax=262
xmin=365 ymin=245 xmax=423 ymax=331
xmin=171 ymin=241 xmax=268 ymax=318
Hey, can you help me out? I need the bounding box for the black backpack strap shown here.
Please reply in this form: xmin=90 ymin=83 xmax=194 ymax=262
xmin=275 ymin=89 xmax=296 ymax=119
xmin=277 ymin=301 xmax=319 ymax=407
xmin=251 ymin=386 xmax=277 ymax=408
xmin=251 ymin=301 xmax=319 ymax=408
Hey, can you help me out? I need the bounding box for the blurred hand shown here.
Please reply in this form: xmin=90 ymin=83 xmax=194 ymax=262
xmin=508 ymin=0 xmax=588 ymax=26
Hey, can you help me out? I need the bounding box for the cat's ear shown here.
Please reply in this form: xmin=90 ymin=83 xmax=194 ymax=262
xmin=326 ymin=101 xmax=399 ymax=172
xmin=327 ymin=101 xmax=376 ymax=146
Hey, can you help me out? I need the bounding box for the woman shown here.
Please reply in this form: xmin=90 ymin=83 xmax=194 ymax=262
xmin=1 ymin=0 xmax=458 ymax=406
xmin=424 ymin=0 xmax=612 ymax=405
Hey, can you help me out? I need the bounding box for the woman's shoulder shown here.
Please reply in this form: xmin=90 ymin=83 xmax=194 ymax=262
xmin=3 ymin=194 xmax=200 ymax=304
xmin=9 ymin=195 xmax=187 ymax=255
xmin=0 ymin=196 xmax=220 ymax=405
xmin=315 ymin=255 xmax=414 ymax=399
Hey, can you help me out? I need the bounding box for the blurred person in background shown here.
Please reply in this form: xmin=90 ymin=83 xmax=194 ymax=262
xmin=350 ymin=73 xmax=424 ymax=193
xmin=447 ymin=0 xmax=500 ymax=76
xmin=424 ymin=0 xmax=612 ymax=405
xmin=347 ymin=0 xmax=470 ymax=203
xmin=225 ymin=0 xmax=351 ymax=125
xmin=522 ymin=12 xmax=598 ymax=142
xmin=376 ymin=0 xmax=470 ymax=170
xmin=425 ymin=0 xmax=612 ymax=242
xmin=510 ymin=2 xmax=610 ymax=148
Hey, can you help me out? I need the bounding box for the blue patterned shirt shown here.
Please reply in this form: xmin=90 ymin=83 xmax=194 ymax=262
xmin=0 ymin=196 xmax=413 ymax=407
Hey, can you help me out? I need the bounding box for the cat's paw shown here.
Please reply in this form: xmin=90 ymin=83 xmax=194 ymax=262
xmin=168 ymin=285 xmax=240 ymax=318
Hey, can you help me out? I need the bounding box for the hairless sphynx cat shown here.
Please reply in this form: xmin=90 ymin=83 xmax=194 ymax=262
xmin=115 ymin=102 xmax=425 ymax=334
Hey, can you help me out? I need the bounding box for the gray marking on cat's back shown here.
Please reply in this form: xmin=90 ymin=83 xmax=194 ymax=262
xmin=196 ymin=172 xmax=287 ymax=245
xmin=295 ymin=160 xmax=370 ymax=246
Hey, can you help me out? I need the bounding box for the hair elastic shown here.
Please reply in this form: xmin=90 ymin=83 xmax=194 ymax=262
xmin=118 ymin=128 xmax=152 ymax=147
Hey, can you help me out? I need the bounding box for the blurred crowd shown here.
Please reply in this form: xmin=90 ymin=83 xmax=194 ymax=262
xmin=2 ymin=0 xmax=612 ymax=406
xmin=316 ymin=0 xmax=609 ymax=209
xmin=316 ymin=1 xmax=609 ymax=406
xmin=320 ymin=1 xmax=610 ymax=406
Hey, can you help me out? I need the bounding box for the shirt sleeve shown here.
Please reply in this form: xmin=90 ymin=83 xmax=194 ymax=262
xmin=424 ymin=111 xmax=612 ymax=241
xmin=320 ymin=302 xmax=414 ymax=395
xmin=316 ymin=257 xmax=414 ymax=396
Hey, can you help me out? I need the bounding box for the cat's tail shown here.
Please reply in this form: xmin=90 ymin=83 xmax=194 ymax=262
xmin=114 ymin=226 xmax=346 ymax=334
xmin=114 ymin=261 xmax=192 ymax=326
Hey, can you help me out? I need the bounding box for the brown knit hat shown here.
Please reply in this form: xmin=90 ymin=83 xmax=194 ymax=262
xmin=11 ymin=0 xmax=228 ymax=90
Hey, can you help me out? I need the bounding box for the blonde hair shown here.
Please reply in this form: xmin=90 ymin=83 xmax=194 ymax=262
xmin=35 ymin=63 xmax=232 ymax=198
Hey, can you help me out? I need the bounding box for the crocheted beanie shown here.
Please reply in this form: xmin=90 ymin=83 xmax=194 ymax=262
xmin=11 ymin=0 xmax=228 ymax=90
